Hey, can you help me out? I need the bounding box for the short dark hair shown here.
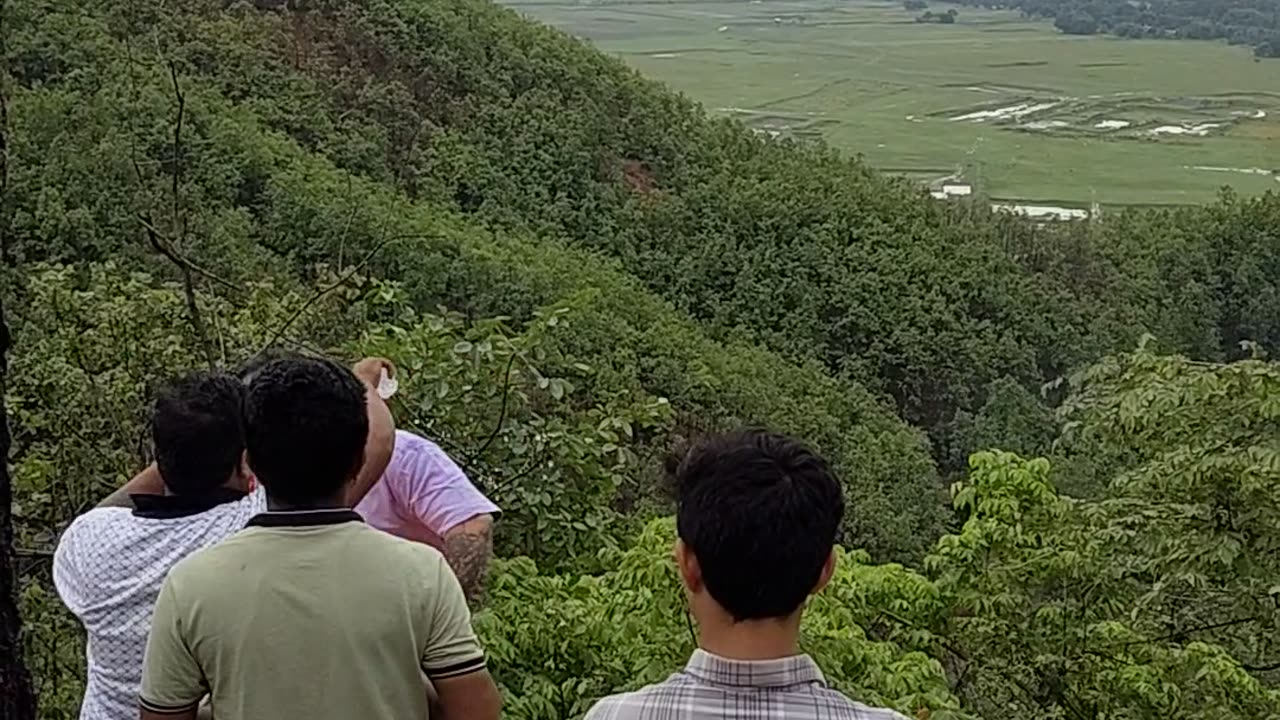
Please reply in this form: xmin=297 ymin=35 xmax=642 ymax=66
xmin=243 ymin=357 xmax=368 ymax=506
xmin=152 ymin=372 xmax=246 ymax=496
xmin=673 ymin=428 xmax=844 ymax=621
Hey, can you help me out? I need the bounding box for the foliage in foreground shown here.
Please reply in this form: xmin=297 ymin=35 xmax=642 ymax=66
xmin=478 ymin=520 xmax=962 ymax=720
xmin=10 ymin=273 xmax=1280 ymax=719
xmin=6 ymin=264 xmax=665 ymax=713
xmin=6 ymin=265 xmax=923 ymax=715
xmin=480 ymin=349 xmax=1280 ymax=719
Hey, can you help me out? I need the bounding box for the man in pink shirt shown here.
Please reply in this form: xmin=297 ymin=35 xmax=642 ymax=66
xmin=236 ymin=352 xmax=500 ymax=601
xmin=354 ymin=429 xmax=500 ymax=601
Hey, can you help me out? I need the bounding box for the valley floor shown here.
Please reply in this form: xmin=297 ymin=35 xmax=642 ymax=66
xmin=508 ymin=0 xmax=1280 ymax=206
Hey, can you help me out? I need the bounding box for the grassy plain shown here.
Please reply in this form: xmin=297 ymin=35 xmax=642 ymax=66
xmin=506 ymin=0 xmax=1280 ymax=206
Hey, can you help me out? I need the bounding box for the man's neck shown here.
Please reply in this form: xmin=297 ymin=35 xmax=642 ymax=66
xmin=694 ymin=612 xmax=802 ymax=661
xmin=266 ymin=494 xmax=347 ymax=512
xmin=161 ymin=477 xmax=245 ymax=498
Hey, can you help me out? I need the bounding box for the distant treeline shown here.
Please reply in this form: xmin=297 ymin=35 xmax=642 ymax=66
xmin=949 ymin=0 xmax=1280 ymax=56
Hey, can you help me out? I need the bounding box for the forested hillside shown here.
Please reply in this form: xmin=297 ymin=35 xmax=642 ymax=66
xmin=947 ymin=0 xmax=1280 ymax=56
xmin=3 ymin=0 xmax=1280 ymax=718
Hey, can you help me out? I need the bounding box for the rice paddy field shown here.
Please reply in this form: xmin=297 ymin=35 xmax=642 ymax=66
xmin=505 ymin=0 xmax=1280 ymax=207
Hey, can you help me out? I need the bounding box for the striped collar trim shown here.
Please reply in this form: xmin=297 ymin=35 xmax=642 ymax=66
xmin=683 ymin=649 xmax=826 ymax=688
xmin=246 ymin=509 xmax=363 ymax=527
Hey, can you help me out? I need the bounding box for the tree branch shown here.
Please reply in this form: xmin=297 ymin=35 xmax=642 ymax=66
xmin=136 ymin=215 xmax=239 ymax=291
xmin=487 ymin=448 xmax=552 ymax=498
xmin=0 ymin=294 xmax=38 ymax=720
xmin=262 ymin=235 xmax=405 ymax=356
xmin=466 ymin=350 xmax=517 ymax=468
xmin=166 ymin=60 xmax=184 ymax=239
xmin=1119 ymin=616 xmax=1258 ymax=647
xmin=140 ymin=214 xmax=215 ymax=368
xmin=129 ymin=60 xmax=231 ymax=368
xmin=0 ymin=39 xmax=9 ymax=267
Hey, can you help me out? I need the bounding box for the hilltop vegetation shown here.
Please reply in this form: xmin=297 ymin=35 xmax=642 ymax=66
xmin=3 ymin=0 xmax=1280 ymax=718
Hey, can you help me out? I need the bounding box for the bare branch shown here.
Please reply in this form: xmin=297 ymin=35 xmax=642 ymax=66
xmin=259 ymin=236 xmax=389 ymax=353
xmin=466 ymin=350 xmax=517 ymax=468
xmin=486 ymin=448 xmax=552 ymax=497
xmin=337 ymin=173 xmax=355 ymax=272
xmin=166 ymin=60 xmax=185 ymax=241
xmin=13 ymin=547 xmax=54 ymax=560
xmin=0 ymin=46 xmax=9 ymax=266
xmin=136 ymin=215 xmax=239 ymax=291
xmin=1118 ymin=616 xmax=1258 ymax=647
xmin=141 ymin=214 xmax=214 ymax=367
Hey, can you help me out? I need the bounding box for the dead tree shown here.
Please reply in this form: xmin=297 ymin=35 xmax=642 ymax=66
xmin=0 ymin=303 xmax=35 ymax=718
xmin=0 ymin=0 xmax=39 ymax=708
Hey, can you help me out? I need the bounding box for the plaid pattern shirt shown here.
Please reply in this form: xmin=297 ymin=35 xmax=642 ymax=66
xmin=584 ymin=650 xmax=911 ymax=720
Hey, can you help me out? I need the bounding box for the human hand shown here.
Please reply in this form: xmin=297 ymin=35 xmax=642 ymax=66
xmin=352 ymin=357 xmax=395 ymax=388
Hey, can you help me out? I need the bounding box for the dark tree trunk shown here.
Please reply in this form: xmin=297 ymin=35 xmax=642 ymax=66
xmin=0 ymin=0 xmax=37 ymax=709
xmin=0 ymin=303 xmax=34 ymax=719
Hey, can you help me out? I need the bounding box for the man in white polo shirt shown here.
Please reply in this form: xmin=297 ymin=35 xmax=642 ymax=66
xmin=53 ymin=360 xmax=394 ymax=720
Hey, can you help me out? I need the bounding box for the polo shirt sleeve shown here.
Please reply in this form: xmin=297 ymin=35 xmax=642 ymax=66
xmin=140 ymin=577 xmax=206 ymax=715
xmin=420 ymin=556 xmax=486 ymax=680
xmin=52 ymin=516 xmax=91 ymax=617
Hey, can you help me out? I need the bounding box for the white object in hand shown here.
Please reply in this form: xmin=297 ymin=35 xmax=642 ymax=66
xmin=376 ymin=367 xmax=398 ymax=400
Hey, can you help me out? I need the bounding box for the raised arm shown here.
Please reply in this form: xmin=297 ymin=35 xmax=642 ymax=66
xmin=346 ymin=357 xmax=397 ymax=507
xmin=97 ymin=462 xmax=166 ymax=509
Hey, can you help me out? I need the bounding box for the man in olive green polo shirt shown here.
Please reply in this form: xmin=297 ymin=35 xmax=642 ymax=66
xmin=139 ymin=357 xmax=502 ymax=720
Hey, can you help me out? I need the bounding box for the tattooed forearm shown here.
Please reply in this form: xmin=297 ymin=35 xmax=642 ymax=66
xmin=443 ymin=515 xmax=494 ymax=604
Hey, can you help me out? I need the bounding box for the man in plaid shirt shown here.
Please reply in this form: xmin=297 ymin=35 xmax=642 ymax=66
xmin=585 ymin=429 xmax=909 ymax=720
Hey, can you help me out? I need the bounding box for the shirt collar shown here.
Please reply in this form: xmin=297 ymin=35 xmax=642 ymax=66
xmin=682 ymin=649 xmax=826 ymax=689
xmin=131 ymin=488 xmax=248 ymax=519
xmin=246 ymin=509 xmax=364 ymax=528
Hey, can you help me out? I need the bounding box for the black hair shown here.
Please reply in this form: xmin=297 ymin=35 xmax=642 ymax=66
xmin=672 ymin=428 xmax=845 ymax=621
xmin=152 ymin=372 xmax=246 ymax=496
xmin=242 ymin=356 xmax=368 ymax=507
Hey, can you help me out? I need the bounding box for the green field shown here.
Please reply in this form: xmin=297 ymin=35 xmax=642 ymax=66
xmin=506 ymin=0 xmax=1280 ymax=206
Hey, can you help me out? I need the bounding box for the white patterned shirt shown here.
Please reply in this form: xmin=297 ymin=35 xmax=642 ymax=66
xmin=53 ymin=488 xmax=267 ymax=720
xmin=585 ymin=649 xmax=910 ymax=720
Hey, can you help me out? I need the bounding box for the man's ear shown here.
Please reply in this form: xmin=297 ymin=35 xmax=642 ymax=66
xmin=233 ymin=451 xmax=255 ymax=492
xmin=811 ymin=548 xmax=837 ymax=596
xmin=674 ymin=538 xmax=703 ymax=594
xmin=350 ymin=448 xmax=367 ymax=483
